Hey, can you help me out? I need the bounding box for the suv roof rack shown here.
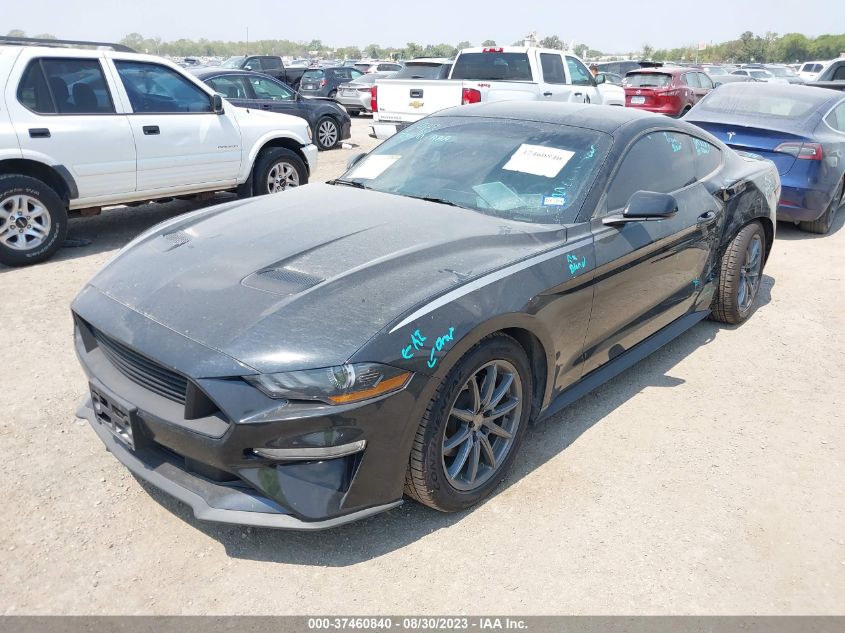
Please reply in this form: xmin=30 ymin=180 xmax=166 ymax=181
xmin=0 ymin=35 xmax=135 ymax=53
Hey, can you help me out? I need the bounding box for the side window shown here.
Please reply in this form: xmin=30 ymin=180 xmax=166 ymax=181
xmin=540 ymin=53 xmax=566 ymax=84
xmin=242 ymin=58 xmax=261 ymax=71
xmin=682 ymin=73 xmax=700 ymax=88
xmin=350 ymin=69 xmax=364 ymax=79
xmin=604 ymin=131 xmax=697 ymax=212
xmin=698 ymin=73 xmax=714 ymax=89
xmin=825 ymin=102 xmax=845 ymax=133
xmin=565 ymin=56 xmax=593 ymax=86
xmin=18 ymin=58 xmax=115 ymax=114
xmin=261 ymin=57 xmax=282 ymax=71
xmin=206 ymin=75 xmax=250 ymax=100
xmin=114 ymin=61 xmax=212 ymax=113
xmin=690 ymin=136 xmax=722 ymax=178
xmin=250 ymin=76 xmax=294 ymax=101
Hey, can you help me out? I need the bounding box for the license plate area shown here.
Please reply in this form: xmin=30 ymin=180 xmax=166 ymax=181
xmin=630 ymin=96 xmax=646 ymax=104
xmin=90 ymin=383 xmax=136 ymax=450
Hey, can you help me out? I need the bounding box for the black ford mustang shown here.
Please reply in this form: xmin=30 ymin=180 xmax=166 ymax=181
xmin=73 ymin=102 xmax=778 ymax=529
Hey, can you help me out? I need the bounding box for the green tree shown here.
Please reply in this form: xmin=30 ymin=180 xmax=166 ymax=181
xmin=6 ymin=29 xmax=26 ymax=37
xmin=456 ymin=40 xmax=472 ymax=51
xmin=642 ymin=43 xmax=654 ymax=58
xmin=777 ymin=33 xmax=810 ymax=62
xmin=481 ymin=39 xmax=497 ymax=47
xmin=539 ymin=35 xmax=563 ymax=50
xmin=405 ymin=42 xmax=424 ymax=58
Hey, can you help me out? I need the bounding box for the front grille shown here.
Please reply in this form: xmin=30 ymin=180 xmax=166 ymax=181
xmin=91 ymin=327 xmax=188 ymax=404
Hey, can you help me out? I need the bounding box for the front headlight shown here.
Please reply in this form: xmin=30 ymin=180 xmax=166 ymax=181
xmin=245 ymin=363 xmax=411 ymax=405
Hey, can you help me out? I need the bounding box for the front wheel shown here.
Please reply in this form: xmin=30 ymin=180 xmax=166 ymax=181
xmin=0 ymin=174 xmax=67 ymax=267
xmin=405 ymin=334 xmax=532 ymax=512
xmin=314 ymin=116 xmax=340 ymax=150
xmin=252 ymin=148 xmax=308 ymax=195
xmin=710 ymin=221 xmax=765 ymax=324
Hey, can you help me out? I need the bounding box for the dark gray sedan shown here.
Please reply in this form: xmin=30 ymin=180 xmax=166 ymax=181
xmin=73 ymin=102 xmax=778 ymax=530
xmin=192 ymin=68 xmax=351 ymax=150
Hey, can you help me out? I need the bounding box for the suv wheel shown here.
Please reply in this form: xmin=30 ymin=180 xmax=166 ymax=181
xmin=0 ymin=175 xmax=67 ymax=267
xmin=253 ymin=148 xmax=308 ymax=195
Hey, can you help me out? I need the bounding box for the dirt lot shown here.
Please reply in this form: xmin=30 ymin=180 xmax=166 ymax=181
xmin=1 ymin=116 xmax=843 ymax=615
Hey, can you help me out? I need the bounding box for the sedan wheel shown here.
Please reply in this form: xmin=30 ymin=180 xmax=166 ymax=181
xmin=405 ymin=334 xmax=532 ymax=512
xmin=710 ymin=221 xmax=766 ymax=324
xmin=736 ymin=234 xmax=763 ymax=313
xmin=315 ymin=117 xmax=340 ymax=150
xmin=442 ymin=360 xmax=523 ymax=491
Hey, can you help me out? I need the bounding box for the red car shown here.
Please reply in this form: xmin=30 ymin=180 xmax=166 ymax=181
xmin=624 ymin=68 xmax=714 ymax=117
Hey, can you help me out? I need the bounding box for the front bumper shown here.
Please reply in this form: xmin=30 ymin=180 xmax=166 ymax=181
xmin=301 ymin=143 xmax=319 ymax=175
xmin=77 ymin=397 xmax=401 ymax=530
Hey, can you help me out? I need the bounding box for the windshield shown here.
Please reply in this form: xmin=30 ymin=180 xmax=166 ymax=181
xmin=767 ymin=67 xmax=795 ymax=77
xmin=303 ymin=69 xmax=325 ymax=79
xmin=625 ymin=72 xmax=672 ymax=87
xmin=336 ymin=116 xmax=611 ymax=224
xmin=221 ymin=56 xmax=246 ymax=69
xmin=704 ymin=66 xmax=728 ymax=75
xmin=451 ymin=52 xmax=533 ymax=81
xmin=750 ymin=70 xmax=773 ymax=79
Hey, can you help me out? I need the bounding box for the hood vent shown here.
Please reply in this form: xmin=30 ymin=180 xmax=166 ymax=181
xmin=242 ymin=266 xmax=325 ymax=295
xmin=161 ymin=230 xmax=191 ymax=250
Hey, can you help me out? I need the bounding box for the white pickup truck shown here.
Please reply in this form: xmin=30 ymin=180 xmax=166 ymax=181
xmin=370 ymin=46 xmax=625 ymax=139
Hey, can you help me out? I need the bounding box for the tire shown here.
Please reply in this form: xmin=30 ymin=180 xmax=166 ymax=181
xmin=710 ymin=221 xmax=765 ymax=324
xmin=678 ymin=106 xmax=691 ymax=118
xmin=405 ymin=333 xmax=532 ymax=512
xmin=799 ymin=182 xmax=842 ymax=234
xmin=0 ymin=174 xmax=67 ymax=267
xmin=252 ymin=147 xmax=308 ymax=195
xmin=314 ymin=116 xmax=341 ymax=150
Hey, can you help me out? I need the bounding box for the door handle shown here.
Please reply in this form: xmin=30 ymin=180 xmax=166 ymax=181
xmin=543 ymin=92 xmax=553 ymax=97
xmin=696 ymin=210 xmax=717 ymax=225
xmin=142 ymin=125 xmax=160 ymax=135
xmin=260 ymin=104 xmax=272 ymax=109
xmin=28 ymin=128 xmax=50 ymax=138
xmin=574 ymin=92 xmax=583 ymax=97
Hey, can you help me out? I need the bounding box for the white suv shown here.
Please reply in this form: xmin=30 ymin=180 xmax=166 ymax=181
xmin=0 ymin=38 xmax=318 ymax=266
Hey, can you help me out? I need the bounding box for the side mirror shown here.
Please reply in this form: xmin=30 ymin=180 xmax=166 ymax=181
xmin=602 ymin=191 xmax=678 ymax=225
xmin=594 ymin=74 xmax=605 ymax=85
xmin=346 ymin=152 xmax=366 ymax=170
xmin=713 ymin=81 xmax=723 ymax=88
xmin=211 ymin=93 xmax=224 ymax=114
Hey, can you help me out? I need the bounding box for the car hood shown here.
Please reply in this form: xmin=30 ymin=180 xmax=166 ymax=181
xmin=86 ymin=184 xmax=564 ymax=375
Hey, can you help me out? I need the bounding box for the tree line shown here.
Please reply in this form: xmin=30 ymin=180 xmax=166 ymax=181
xmin=5 ymin=29 xmax=844 ymax=63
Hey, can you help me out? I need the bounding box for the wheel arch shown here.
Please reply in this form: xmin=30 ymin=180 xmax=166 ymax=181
xmin=254 ymin=138 xmax=310 ymax=176
xmin=0 ymin=158 xmax=77 ymax=202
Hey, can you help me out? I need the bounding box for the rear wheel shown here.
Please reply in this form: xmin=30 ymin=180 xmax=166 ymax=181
xmin=678 ymin=106 xmax=691 ymax=118
xmin=799 ymin=182 xmax=842 ymax=234
xmin=405 ymin=334 xmax=531 ymax=512
xmin=0 ymin=174 xmax=67 ymax=267
xmin=252 ymin=148 xmax=307 ymax=195
xmin=710 ymin=221 xmax=765 ymax=324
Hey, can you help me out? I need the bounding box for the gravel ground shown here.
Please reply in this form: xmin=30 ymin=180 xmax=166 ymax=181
xmin=1 ymin=116 xmax=843 ymax=615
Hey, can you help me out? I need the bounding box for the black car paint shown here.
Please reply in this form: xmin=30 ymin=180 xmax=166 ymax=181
xmin=193 ymin=69 xmax=351 ymax=147
xmin=73 ymin=103 xmax=778 ymax=529
xmin=227 ymin=55 xmax=307 ymax=90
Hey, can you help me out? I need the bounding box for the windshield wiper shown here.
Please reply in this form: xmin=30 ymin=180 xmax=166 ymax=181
xmin=404 ymin=194 xmax=471 ymax=209
xmin=328 ymin=179 xmax=371 ymax=189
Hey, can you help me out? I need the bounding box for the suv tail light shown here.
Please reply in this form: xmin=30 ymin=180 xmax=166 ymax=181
xmin=774 ymin=142 xmax=823 ymax=160
xmin=320 ymin=79 xmax=328 ymax=88
xmin=370 ymin=85 xmax=378 ymax=112
xmin=461 ymin=88 xmax=481 ymax=105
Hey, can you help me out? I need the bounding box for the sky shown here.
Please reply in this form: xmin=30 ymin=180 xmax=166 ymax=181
xmin=2 ymin=0 xmax=843 ymax=53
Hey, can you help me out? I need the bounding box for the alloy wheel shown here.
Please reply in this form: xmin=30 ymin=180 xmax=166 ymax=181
xmin=0 ymin=194 xmax=52 ymax=251
xmin=317 ymin=120 xmax=339 ymax=148
xmin=266 ymin=161 xmax=300 ymax=193
xmin=442 ymin=360 xmax=523 ymax=492
xmin=737 ymin=234 xmax=762 ymax=312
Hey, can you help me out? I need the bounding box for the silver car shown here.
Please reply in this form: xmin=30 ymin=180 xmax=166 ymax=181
xmin=335 ymin=71 xmax=396 ymax=115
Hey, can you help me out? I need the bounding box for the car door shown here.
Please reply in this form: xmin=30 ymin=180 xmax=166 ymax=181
xmin=537 ymin=52 xmax=582 ymax=102
xmin=681 ymin=71 xmax=703 ymax=104
xmin=696 ymin=72 xmax=714 ymax=101
xmin=204 ymin=73 xmax=251 ymax=107
xmin=565 ymin=55 xmax=599 ymax=103
xmin=8 ymin=53 xmax=136 ymax=203
xmin=110 ymin=59 xmax=242 ymax=193
xmin=580 ymin=129 xmax=724 ymax=375
xmin=243 ymin=75 xmax=306 ymax=120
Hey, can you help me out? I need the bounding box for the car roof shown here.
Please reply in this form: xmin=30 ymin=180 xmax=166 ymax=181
xmin=432 ymin=101 xmax=673 ymax=135
xmin=698 ymin=81 xmax=843 ymax=111
xmin=626 ymin=67 xmax=687 ymax=76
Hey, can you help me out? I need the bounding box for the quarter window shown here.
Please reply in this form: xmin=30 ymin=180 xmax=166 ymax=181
xmin=605 ymin=131 xmax=697 ymax=212
xmin=18 ymin=58 xmax=115 ymax=114
xmin=690 ymin=136 xmax=722 ymax=178
xmin=565 ymin=56 xmax=593 ymax=86
xmin=825 ymin=102 xmax=845 ymax=132
xmin=115 ymin=61 xmax=213 ymax=113
xmin=540 ymin=53 xmax=566 ymax=84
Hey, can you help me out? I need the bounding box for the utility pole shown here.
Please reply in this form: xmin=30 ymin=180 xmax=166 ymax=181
xmin=246 ymin=27 xmax=249 ymax=55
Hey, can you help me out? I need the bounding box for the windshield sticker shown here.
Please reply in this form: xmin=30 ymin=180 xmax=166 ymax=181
xmin=663 ymin=132 xmax=684 ymax=153
xmin=692 ymin=138 xmax=712 ymax=156
xmin=347 ymin=155 xmax=400 ymax=179
xmin=396 ymin=120 xmax=448 ymax=141
xmin=567 ymin=253 xmax=587 ymax=276
xmin=502 ymin=144 xmax=575 ymax=178
xmin=542 ymin=195 xmax=567 ymax=207
xmin=473 ymin=182 xmax=525 ymax=211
